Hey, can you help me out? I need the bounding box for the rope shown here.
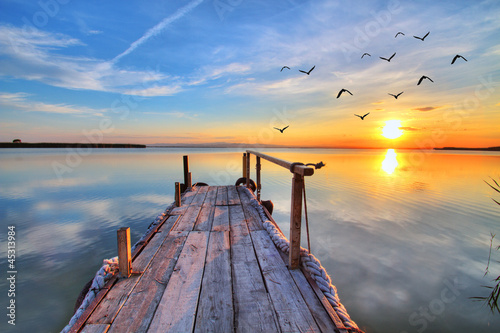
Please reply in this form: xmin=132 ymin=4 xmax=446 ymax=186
xmin=244 ymin=187 xmax=361 ymax=331
xmin=60 ymin=205 xmax=173 ymax=333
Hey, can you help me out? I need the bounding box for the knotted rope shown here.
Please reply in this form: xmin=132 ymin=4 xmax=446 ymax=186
xmin=245 ymin=187 xmax=361 ymax=331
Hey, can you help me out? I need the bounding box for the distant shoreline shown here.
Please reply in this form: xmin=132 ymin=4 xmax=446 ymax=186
xmin=434 ymin=146 xmax=500 ymax=151
xmin=0 ymin=142 xmax=146 ymax=148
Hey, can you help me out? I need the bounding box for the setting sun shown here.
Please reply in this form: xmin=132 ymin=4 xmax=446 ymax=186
xmin=382 ymin=120 xmax=404 ymax=139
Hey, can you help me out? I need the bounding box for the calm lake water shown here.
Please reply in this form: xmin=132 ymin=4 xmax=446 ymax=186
xmin=0 ymin=147 xmax=499 ymax=332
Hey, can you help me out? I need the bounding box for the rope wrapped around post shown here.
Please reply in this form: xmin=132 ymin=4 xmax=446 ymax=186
xmin=244 ymin=187 xmax=362 ymax=331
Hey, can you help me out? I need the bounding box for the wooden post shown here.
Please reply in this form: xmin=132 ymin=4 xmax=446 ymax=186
xmin=242 ymin=153 xmax=247 ymax=178
xmin=175 ymin=182 xmax=181 ymax=207
xmin=183 ymin=155 xmax=191 ymax=189
xmin=246 ymin=152 xmax=250 ymax=189
xmin=187 ymin=172 xmax=192 ymax=189
xmin=117 ymin=227 xmax=131 ymax=278
xmin=289 ymin=172 xmax=304 ymax=269
xmin=256 ymin=156 xmax=261 ymax=201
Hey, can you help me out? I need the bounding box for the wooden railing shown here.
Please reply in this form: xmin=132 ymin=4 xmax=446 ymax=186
xmin=243 ymin=150 xmax=315 ymax=269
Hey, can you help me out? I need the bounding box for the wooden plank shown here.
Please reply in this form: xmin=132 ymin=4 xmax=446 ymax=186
xmin=227 ymin=185 xmax=241 ymax=205
xmin=80 ymin=324 xmax=110 ymax=333
xmin=215 ymin=186 xmax=228 ymax=206
xmin=228 ymin=205 xmax=279 ymax=332
xmin=251 ymin=230 xmax=320 ymax=332
xmin=289 ymin=269 xmax=339 ymax=332
xmin=107 ymin=231 xmax=189 ymax=333
xmin=148 ymin=231 xmax=209 ymax=332
xmin=203 ymin=186 xmax=218 ymax=207
xmin=236 ymin=186 xmax=263 ymax=231
xmin=88 ymin=218 xmax=176 ymax=325
xmin=246 ymin=150 xmax=315 ymax=176
xmin=190 ymin=185 xmax=208 ymax=206
xmin=194 ymin=231 xmax=233 ymax=333
xmin=172 ymin=204 xmax=202 ymax=231
xmin=212 ymin=205 xmax=229 ymax=232
xmin=181 ymin=187 xmax=200 ymax=205
xmin=194 ymin=204 xmax=215 ymax=231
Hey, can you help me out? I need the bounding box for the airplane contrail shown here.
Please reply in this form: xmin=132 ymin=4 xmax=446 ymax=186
xmin=112 ymin=0 xmax=204 ymax=64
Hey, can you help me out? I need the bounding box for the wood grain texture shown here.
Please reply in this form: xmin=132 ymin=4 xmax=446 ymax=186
xmin=215 ymin=186 xmax=228 ymax=206
xmin=80 ymin=324 xmax=110 ymax=333
xmin=251 ymin=230 xmax=320 ymax=332
xmin=236 ymin=186 xmax=263 ymax=231
xmin=229 ymin=205 xmax=279 ymax=332
xmin=148 ymin=231 xmax=209 ymax=332
xmin=107 ymin=231 xmax=188 ymax=333
xmin=194 ymin=231 xmax=233 ymax=333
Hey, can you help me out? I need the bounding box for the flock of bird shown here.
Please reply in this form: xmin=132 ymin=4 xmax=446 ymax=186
xmin=274 ymin=30 xmax=468 ymax=133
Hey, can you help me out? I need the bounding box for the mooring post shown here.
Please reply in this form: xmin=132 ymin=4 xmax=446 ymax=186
xmin=256 ymin=156 xmax=261 ymax=201
xmin=183 ymin=155 xmax=191 ymax=189
xmin=246 ymin=152 xmax=251 ymax=189
xmin=175 ymin=182 xmax=181 ymax=207
xmin=242 ymin=153 xmax=247 ymax=178
xmin=289 ymin=172 xmax=304 ymax=269
xmin=187 ymin=172 xmax=192 ymax=189
xmin=117 ymin=227 xmax=131 ymax=278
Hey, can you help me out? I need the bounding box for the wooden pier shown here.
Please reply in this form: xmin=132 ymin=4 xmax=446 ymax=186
xmin=68 ymin=152 xmax=360 ymax=333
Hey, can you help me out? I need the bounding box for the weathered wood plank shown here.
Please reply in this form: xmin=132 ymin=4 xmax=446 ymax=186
xmin=289 ymin=269 xmax=339 ymax=332
xmin=215 ymin=186 xmax=228 ymax=206
xmin=227 ymin=185 xmax=241 ymax=205
xmin=251 ymin=230 xmax=320 ymax=332
xmin=172 ymin=204 xmax=202 ymax=231
xmin=88 ymin=218 xmax=177 ymax=325
xmin=228 ymin=205 xmax=279 ymax=332
xmin=181 ymin=186 xmax=200 ymax=205
xmin=203 ymin=186 xmax=218 ymax=206
xmin=194 ymin=204 xmax=215 ymax=231
xmin=107 ymin=231 xmax=188 ymax=333
xmin=148 ymin=231 xmax=209 ymax=332
xmin=190 ymin=185 xmax=208 ymax=206
xmin=80 ymin=324 xmax=110 ymax=333
xmin=236 ymin=186 xmax=263 ymax=231
xmin=212 ymin=205 xmax=229 ymax=232
xmin=194 ymin=231 xmax=233 ymax=333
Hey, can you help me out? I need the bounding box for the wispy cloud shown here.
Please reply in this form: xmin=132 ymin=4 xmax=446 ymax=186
xmin=412 ymin=107 xmax=440 ymax=112
xmin=111 ymin=0 xmax=204 ymax=64
xmin=0 ymin=92 xmax=106 ymax=116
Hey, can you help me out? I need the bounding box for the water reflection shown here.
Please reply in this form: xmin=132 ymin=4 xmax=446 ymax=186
xmin=381 ymin=149 xmax=398 ymax=174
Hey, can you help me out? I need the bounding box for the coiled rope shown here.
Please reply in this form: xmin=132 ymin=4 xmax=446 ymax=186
xmin=244 ymin=187 xmax=361 ymax=331
xmin=60 ymin=207 xmax=172 ymax=333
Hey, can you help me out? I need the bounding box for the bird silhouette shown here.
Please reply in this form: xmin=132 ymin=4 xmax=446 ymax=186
xmin=395 ymin=32 xmax=405 ymax=38
xmin=413 ymin=31 xmax=430 ymax=41
xmin=388 ymin=91 xmax=404 ymax=99
xmin=380 ymin=52 xmax=396 ymax=62
xmin=451 ymin=55 xmax=467 ymax=64
xmin=280 ymin=66 xmax=290 ymax=72
xmin=274 ymin=125 xmax=289 ymax=133
xmin=299 ymin=65 xmax=315 ymax=75
xmin=337 ymin=89 xmax=353 ymax=98
xmin=361 ymin=53 xmax=371 ymax=58
xmin=354 ymin=113 xmax=370 ymax=120
xmin=417 ymin=75 xmax=433 ymax=85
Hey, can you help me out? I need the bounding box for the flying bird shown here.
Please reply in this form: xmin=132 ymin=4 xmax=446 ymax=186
xmin=274 ymin=125 xmax=289 ymax=133
xmin=280 ymin=66 xmax=290 ymax=71
xmin=337 ymin=89 xmax=353 ymax=98
xmin=361 ymin=53 xmax=371 ymax=58
xmin=354 ymin=113 xmax=370 ymax=120
xmin=395 ymin=32 xmax=405 ymax=38
xmin=413 ymin=31 xmax=430 ymax=41
xmin=379 ymin=52 xmax=396 ymax=62
xmin=299 ymin=65 xmax=315 ymax=75
xmin=451 ymin=55 xmax=467 ymax=64
xmin=388 ymin=92 xmax=404 ymax=99
xmin=417 ymin=75 xmax=434 ymax=85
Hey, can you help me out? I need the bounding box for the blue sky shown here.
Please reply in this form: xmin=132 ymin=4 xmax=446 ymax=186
xmin=0 ymin=0 xmax=499 ymax=147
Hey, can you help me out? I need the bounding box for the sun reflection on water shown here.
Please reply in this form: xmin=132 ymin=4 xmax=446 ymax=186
xmin=381 ymin=149 xmax=398 ymax=174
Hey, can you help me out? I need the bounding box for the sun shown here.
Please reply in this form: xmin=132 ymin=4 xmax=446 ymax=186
xmin=382 ymin=120 xmax=404 ymax=139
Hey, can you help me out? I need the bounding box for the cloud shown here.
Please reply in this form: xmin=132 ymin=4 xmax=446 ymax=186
xmin=412 ymin=106 xmax=440 ymax=112
xmin=112 ymin=0 xmax=205 ymax=64
xmin=0 ymin=92 xmax=106 ymax=116
xmin=399 ymin=126 xmax=419 ymax=131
